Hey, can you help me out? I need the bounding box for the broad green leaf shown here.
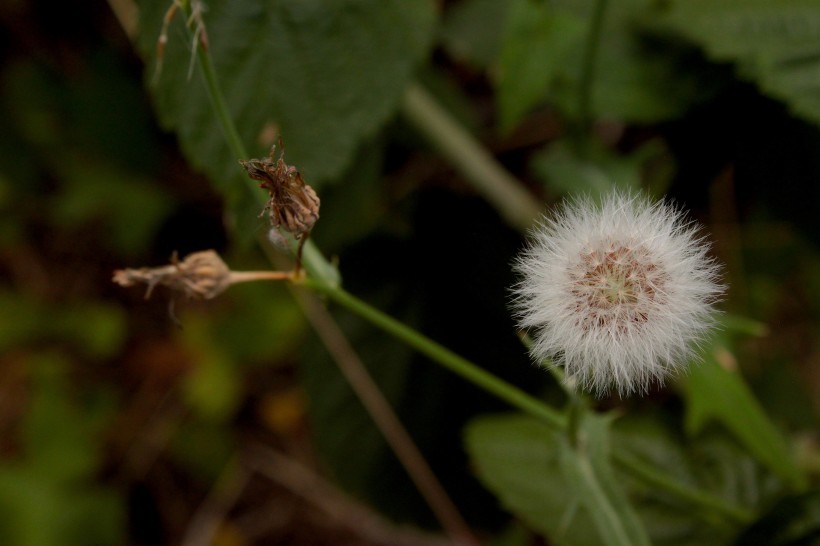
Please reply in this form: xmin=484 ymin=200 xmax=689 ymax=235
xmin=465 ymin=413 xmax=650 ymax=546
xmin=136 ymin=0 xmax=435 ymax=220
xmin=662 ymin=0 xmax=820 ymax=126
xmin=682 ymin=338 xmax=806 ymax=490
xmin=496 ymin=0 xmax=703 ymax=131
xmin=612 ymin=415 xmax=784 ymax=545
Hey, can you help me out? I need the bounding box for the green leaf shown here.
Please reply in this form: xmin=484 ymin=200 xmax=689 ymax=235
xmin=662 ymin=0 xmax=820 ymax=126
xmin=440 ymin=0 xmax=512 ymax=69
xmin=136 ymin=0 xmax=435 ymax=212
xmin=682 ymin=339 xmax=806 ymax=490
xmin=612 ymin=415 xmax=783 ymax=545
xmin=496 ymin=0 xmax=704 ymax=131
xmin=0 ymin=355 xmax=125 ymax=546
xmin=0 ymin=291 xmax=127 ymax=359
xmin=531 ymin=138 xmax=669 ymax=198
xmin=465 ymin=413 xmax=650 ymax=546
xmin=496 ymin=0 xmax=585 ymax=132
xmin=0 ymin=467 xmax=124 ymax=546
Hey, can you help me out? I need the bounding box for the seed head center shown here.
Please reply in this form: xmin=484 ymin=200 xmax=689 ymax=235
xmin=570 ymin=242 xmax=666 ymax=328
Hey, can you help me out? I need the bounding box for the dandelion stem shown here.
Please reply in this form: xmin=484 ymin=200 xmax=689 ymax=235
xmin=305 ymin=278 xmax=568 ymax=431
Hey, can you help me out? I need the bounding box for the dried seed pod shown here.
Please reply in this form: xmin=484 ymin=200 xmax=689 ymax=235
xmin=113 ymin=250 xmax=232 ymax=300
xmin=239 ymin=141 xmax=320 ymax=238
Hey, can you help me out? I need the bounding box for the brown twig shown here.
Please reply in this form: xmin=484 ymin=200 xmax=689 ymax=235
xmin=288 ymin=284 xmax=481 ymax=546
xmin=245 ymin=444 xmax=454 ymax=546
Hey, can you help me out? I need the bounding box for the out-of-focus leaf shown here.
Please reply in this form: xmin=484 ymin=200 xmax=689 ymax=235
xmin=0 ymin=354 xmax=124 ymax=546
xmin=531 ymin=138 xmax=669 ymax=199
xmin=496 ymin=0 xmax=584 ymax=133
xmin=662 ymin=0 xmax=820 ymax=127
xmin=0 ymin=292 xmax=127 ymax=359
xmin=440 ymin=0 xmax=512 ymax=69
xmin=496 ymin=0 xmax=705 ymax=131
xmin=735 ymin=490 xmax=820 ymax=545
xmin=309 ymin=138 xmax=386 ymax=252
xmin=0 ymin=467 xmax=124 ymax=546
xmin=179 ymin=316 xmax=242 ymax=421
xmin=612 ymin=415 xmax=784 ymax=545
xmin=136 ymin=0 xmax=436 ymax=224
xmin=169 ymin=419 xmax=236 ymax=483
xmin=214 ymin=280 xmax=306 ymax=363
xmin=682 ymin=338 xmax=806 ymax=490
xmin=50 ymin=155 xmax=172 ymax=256
xmin=465 ymin=412 xmax=650 ymax=546
xmin=24 ymin=356 xmax=99 ymax=483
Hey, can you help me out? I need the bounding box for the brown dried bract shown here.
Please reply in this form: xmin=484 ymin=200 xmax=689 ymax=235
xmin=239 ymin=141 xmax=320 ymax=239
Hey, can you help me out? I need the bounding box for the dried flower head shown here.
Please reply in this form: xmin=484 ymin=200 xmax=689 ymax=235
xmin=112 ymin=250 xmax=291 ymax=301
xmin=239 ymin=141 xmax=320 ymax=239
xmin=513 ymin=191 xmax=724 ymax=397
xmin=113 ymin=250 xmax=233 ymax=300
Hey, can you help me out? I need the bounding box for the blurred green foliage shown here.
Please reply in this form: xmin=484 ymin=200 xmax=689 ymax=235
xmin=0 ymin=0 xmax=818 ymax=544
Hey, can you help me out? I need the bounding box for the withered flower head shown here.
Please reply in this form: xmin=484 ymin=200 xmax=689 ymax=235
xmin=113 ymin=250 xmax=232 ymax=300
xmin=239 ymin=141 xmax=320 ymax=239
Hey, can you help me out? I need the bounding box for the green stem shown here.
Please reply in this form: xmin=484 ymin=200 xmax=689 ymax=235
xmin=303 ymin=278 xmax=567 ymax=431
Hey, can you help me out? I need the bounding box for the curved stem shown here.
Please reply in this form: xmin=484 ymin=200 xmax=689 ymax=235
xmin=305 ymin=278 xmax=568 ymax=431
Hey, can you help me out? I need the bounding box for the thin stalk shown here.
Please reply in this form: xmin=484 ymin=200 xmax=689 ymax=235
xmin=227 ymin=270 xmax=292 ymax=283
xmin=400 ymin=84 xmax=541 ymax=232
xmin=305 ymin=278 xmax=567 ymax=430
xmin=291 ymin=285 xmax=480 ymax=546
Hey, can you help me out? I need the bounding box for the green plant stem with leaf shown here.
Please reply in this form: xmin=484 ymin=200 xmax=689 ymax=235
xmin=172 ymin=0 xmax=755 ymax=533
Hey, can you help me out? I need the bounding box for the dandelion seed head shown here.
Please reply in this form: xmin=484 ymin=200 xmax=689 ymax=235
xmin=513 ymin=191 xmax=724 ymax=397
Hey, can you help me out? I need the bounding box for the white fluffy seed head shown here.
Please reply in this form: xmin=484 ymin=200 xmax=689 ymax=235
xmin=512 ymin=190 xmax=724 ymax=397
